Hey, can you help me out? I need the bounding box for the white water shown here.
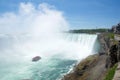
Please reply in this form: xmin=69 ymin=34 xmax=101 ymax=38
xmin=0 ymin=2 xmax=98 ymax=80
xmin=0 ymin=33 xmax=97 ymax=80
xmin=64 ymin=33 xmax=98 ymax=59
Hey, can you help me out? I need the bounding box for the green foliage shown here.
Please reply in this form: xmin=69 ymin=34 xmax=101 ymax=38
xmin=104 ymin=64 xmax=118 ymax=80
xmin=69 ymin=28 xmax=110 ymax=34
xmin=105 ymin=33 xmax=118 ymax=45
xmin=107 ymin=33 xmax=114 ymax=39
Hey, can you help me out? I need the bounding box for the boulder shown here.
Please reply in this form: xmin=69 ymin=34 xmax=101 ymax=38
xmin=32 ymin=56 xmax=41 ymax=62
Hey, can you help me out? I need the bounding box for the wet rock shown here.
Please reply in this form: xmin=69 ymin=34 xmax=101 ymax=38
xmin=32 ymin=56 xmax=41 ymax=62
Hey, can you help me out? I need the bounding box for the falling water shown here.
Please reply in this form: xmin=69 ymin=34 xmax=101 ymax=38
xmin=0 ymin=33 xmax=98 ymax=80
xmin=0 ymin=2 xmax=99 ymax=80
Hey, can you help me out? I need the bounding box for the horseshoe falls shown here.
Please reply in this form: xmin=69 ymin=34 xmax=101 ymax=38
xmin=0 ymin=2 xmax=100 ymax=80
xmin=0 ymin=33 xmax=98 ymax=80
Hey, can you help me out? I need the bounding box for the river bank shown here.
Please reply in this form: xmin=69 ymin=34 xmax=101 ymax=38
xmin=62 ymin=23 xmax=120 ymax=80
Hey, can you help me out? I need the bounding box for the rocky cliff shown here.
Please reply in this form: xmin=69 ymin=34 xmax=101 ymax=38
xmin=62 ymin=54 xmax=108 ymax=80
xmin=62 ymin=32 xmax=120 ymax=80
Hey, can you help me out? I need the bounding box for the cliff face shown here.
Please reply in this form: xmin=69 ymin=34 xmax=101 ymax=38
xmin=62 ymin=33 xmax=120 ymax=80
xmin=98 ymin=33 xmax=120 ymax=67
xmin=62 ymin=54 xmax=108 ymax=80
xmin=98 ymin=33 xmax=110 ymax=54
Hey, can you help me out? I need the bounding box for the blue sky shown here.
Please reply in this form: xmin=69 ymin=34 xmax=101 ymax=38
xmin=0 ymin=0 xmax=120 ymax=29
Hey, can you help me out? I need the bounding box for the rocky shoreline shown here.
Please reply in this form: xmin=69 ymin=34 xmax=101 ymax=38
xmin=62 ymin=23 xmax=120 ymax=80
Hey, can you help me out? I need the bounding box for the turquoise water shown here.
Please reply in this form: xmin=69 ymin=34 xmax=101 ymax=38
xmin=31 ymin=58 xmax=77 ymax=80
xmin=0 ymin=33 xmax=97 ymax=80
xmin=0 ymin=57 xmax=76 ymax=80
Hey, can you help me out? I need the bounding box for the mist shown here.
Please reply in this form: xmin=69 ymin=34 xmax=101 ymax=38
xmin=0 ymin=2 xmax=68 ymax=35
xmin=0 ymin=2 xmax=70 ymax=60
xmin=0 ymin=2 xmax=98 ymax=80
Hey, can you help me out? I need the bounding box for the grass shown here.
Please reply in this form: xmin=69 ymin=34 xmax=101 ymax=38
xmin=104 ymin=64 xmax=118 ymax=80
xmin=107 ymin=32 xmax=119 ymax=45
xmin=107 ymin=33 xmax=114 ymax=39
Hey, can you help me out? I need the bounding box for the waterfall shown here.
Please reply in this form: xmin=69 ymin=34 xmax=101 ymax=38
xmin=0 ymin=33 xmax=98 ymax=80
xmin=0 ymin=2 xmax=99 ymax=80
xmin=65 ymin=33 xmax=97 ymax=50
xmin=62 ymin=33 xmax=98 ymax=59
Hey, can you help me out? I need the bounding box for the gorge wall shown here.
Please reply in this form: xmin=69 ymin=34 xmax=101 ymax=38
xmin=62 ymin=32 xmax=120 ymax=80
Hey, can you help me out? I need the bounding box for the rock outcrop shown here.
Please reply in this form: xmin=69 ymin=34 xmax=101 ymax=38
xmin=106 ymin=41 xmax=120 ymax=68
xmin=62 ymin=33 xmax=120 ymax=80
xmin=62 ymin=54 xmax=108 ymax=80
xmin=97 ymin=33 xmax=120 ymax=67
xmin=117 ymin=41 xmax=120 ymax=62
xmin=112 ymin=23 xmax=120 ymax=34
xmin=98 ymin=33 xmax=110 ymax=54
xmin=108 ymin=44 xmax=118 ymax=67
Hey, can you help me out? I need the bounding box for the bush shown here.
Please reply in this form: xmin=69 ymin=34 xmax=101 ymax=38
xmin=107 ymin=33 xmax=114 ymax=39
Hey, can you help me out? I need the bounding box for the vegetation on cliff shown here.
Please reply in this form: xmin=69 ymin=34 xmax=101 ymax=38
xmin=104 ymin=64 xmax=118 ymax=80
xmin=69 ymin=28 xmax=110 ymax=34
xmin=63 ymin=22 xmax=120 ymax=80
